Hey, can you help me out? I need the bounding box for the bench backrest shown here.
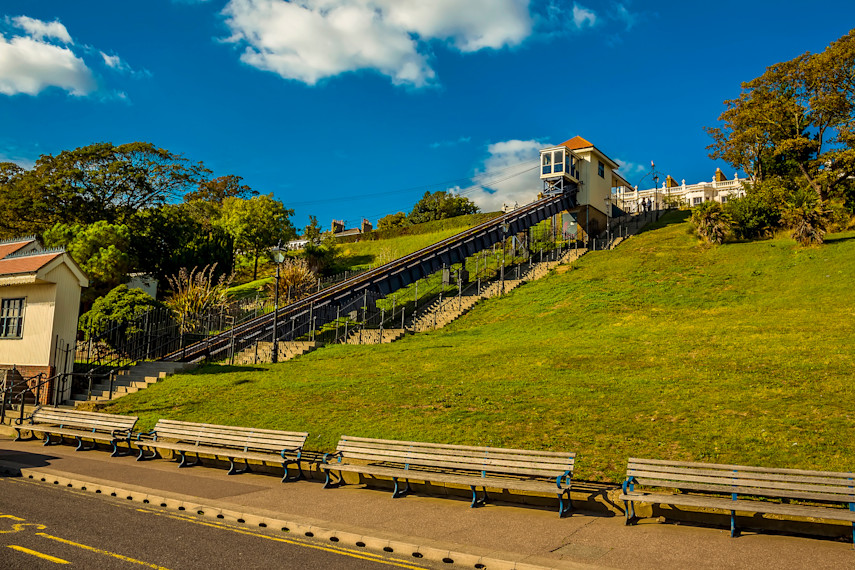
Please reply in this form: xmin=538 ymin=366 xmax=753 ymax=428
xmin=337 ymin=436 xmax=574 ymax=478
xmin=628 ymin=458 xmax=855 ymax=504
xmin=31 ymin=408 xmax=137 ymax=433
xmin=152 ymin=419 xmax=308 ymax=452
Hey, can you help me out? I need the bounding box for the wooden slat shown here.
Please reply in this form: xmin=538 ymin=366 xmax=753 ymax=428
xmin=149 ymin=420 xmax=307 ymax=455
xmin=621 ymin=492 xmax=855 ymax=523
xmin=628 ymin=458 xmax=855 ymax=479
xmin=341 ymin=436 xmax=574 ymax=458
xmin=632 ymin=478 xmax=855 ymax=504
xmin=337 ymin=442 xmax=573 ymax=468
xmin=629 ymin=469 xmax=855 ymax=497
xmin=340 ymin=451 xmax=568 ymax=477
xmin=628 ymin=462 xmax=855 ymax=487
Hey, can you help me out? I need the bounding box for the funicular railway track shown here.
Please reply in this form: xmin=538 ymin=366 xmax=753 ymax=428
xmin=164 ymin=190 xmax=576 ymax=363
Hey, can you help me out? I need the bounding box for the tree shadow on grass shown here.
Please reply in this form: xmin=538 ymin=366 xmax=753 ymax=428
xmin=824 ymin=234 xmax=855 ymax=244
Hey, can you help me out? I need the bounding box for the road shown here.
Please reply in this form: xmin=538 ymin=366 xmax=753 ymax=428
xmin=0 ymin=475 xmax=436 ymax=569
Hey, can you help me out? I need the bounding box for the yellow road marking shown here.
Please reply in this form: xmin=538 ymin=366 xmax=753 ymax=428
xmin=36 ymin=533 xmax=171 ymax=570
xmin=7 ymin=545 xmax=70 ymax=564
xmin=0 ymin=523 xmax=47 ymax=534
xmin=0 ymin=514 xmax=26 ymax=521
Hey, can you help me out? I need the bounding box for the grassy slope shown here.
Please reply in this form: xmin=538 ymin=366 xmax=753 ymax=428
xmin=105 ymin=212 xmax=855 ymax=482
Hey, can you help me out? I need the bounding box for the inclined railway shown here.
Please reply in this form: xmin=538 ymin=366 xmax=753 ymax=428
xmin=164 ymin=190 xmax=577 ymax=363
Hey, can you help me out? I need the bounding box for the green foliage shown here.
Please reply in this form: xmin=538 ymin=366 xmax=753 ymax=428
xmin=183 ymin=174 xmax=257 ymax=204
xmin=0 ymin=142 xmax=206 ymax=237
xmin=103 ymin=215 xmax=855 ymax=482
xmin=43 ymin=221 xmax=131 ymax=301
xmin=724 ymin=187 xmax=781 ymax=240
xmin=408 ymin=191 xmax=479 ymax=225
xmin=781 ymin=188 xmax=831 ymax=246
xmin=79 ymin=285 xmax=162 ymax=338
xmin=690 ymin=201 xmax=732 ymax=244
xmin=219 ymin=194 xmax=296 ymax=280
xmin=267 ymin=258 xmax=317 ymax=303
xmin=377 ymin=212 xmax=408 ymax=231
xmin=706 ymin=29 xmax=855 ymax=203
xmin=164 ymin=265 xmax=232 ymax=330
xmin=303 ymin=215 xmax=322 ymax=243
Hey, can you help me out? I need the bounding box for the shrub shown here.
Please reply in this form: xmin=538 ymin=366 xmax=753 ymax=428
xmin=79 ymin=285 xmax=162 ymax=339
xmin=266 ymin=258 xmax=317 ymax=304
xmin=725 ymin=193 xmax=780 ymax=239
xmin=690 ymin=201 xmax=732 ymax=244
xmin=164 ymin=264 xmax=232 ymax=330
xmin=781 ymin=189 xmax=831 ymax=246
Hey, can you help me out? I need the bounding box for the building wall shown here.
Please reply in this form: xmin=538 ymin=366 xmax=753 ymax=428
xmin=574 ymin=149 xmax=612 ymax=216
xmin=46 ymin=263 xmax=82 ymax=383
xmin=0 ymin=281 xmax=57 ymax=368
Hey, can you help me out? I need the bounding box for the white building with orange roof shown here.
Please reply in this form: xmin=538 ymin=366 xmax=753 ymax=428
xmin=0 ymin=237 xmax=88 ymax=404
xmin=539 ymin=136 xmax=633 ymax=241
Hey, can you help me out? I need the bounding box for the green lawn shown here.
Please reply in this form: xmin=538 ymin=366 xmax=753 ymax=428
xmin=104 ymin=212 xmax=855 ymax=482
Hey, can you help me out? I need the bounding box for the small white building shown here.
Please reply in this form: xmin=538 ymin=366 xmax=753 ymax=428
xmin=0 ymin=237 xmax=88 ymax=405
xmin=540 ymin=136 xmax=633 ymax=240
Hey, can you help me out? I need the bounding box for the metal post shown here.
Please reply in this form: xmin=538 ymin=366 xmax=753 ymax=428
xmin=335 ymin=306 xmax=341 ymax=343
xmin=379 ymin=309 xmax=384 ymax=344
xmin=272 ymin=262 xmax=280 ymax=363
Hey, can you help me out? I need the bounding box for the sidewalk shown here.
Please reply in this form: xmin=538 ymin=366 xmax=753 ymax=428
xmin=0 ymin=431 xmax=852 ymax=569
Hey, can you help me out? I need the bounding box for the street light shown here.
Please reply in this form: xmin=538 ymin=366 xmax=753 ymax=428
xmin=501 ymin=221 xmax=509 ymax=293
xmin=270 ymin=242 xmax=286 ymax=363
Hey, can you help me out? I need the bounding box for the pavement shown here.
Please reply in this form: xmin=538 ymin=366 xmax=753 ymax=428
xmin=0 ymin=427 xmax=853 ymax=570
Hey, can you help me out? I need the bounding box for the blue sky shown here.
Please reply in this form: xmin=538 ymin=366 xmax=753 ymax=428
xmin=1 ymin=1 xmax=853 ymax=231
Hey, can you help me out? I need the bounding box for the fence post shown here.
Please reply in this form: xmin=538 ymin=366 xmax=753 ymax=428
xmin=86 ymin=370 xmax=93 ymax=402
xmin=335 ymin=306 xmax=341 ymax=343
xmin=379 ymin=309 xmax=384 ymax=344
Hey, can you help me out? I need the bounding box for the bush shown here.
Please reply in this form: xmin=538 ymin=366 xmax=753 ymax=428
xmin=691 ymin=201 xmax=732 ymax=244
xmin=781 ymin=189 xmax=831 ymax=246
xmin=79 ymin=285 xmax=162 ymax=339
xmin=725 ymin=193 xmax=780 ymax=240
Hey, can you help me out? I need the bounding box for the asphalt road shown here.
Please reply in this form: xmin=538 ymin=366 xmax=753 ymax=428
xmin=0 ymin=475 xmax=437 ymax=569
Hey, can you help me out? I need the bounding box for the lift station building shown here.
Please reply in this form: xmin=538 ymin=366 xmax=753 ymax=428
xmin=539 ymin=136 xmax=632 ymax=241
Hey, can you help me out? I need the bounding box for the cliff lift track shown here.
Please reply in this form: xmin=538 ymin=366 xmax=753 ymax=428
xmin=164 ymin=190 xmax=577 ymax=363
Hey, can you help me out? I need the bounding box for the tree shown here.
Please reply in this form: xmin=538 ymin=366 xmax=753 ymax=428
xmin=303 ymin=215 xmax=322 ymax=244
xmin=782 ymin=188 xmax=831 ymax=246
xmin=691 ymin=201 xmax=732 ymax=245
xmin=377 ymin=212 xmax=408 ymax=230
xmin=0 ymin=142 xmax=207 ymax=236
xmin=219 ymin=194 xmax=296 ymax=280
xmin=706 ymin=30 xmax=855 ymax=203
xmin=408 ymin=191 xmax=479 ymax=224
xmin=183 ymin=174 xmax=257 ymax=203
xmin=43 ymin=221 xmax=131 ymax=302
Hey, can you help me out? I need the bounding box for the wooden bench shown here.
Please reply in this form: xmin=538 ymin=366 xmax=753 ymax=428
xmin=321 ymin=436 xmax=576 ymax=516
xmin=14 ymin=408 xmax=138 ymax=457
xmin=135 ymin=419 xmax=309 ymax=482
xmin=621 ymin=457 xmax=855 ymax=545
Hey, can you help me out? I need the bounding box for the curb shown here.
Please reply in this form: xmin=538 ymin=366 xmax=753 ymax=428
xmin=0 ymin=461 xmax=598 ymax=570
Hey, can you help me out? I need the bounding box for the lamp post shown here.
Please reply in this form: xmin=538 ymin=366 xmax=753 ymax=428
xmin=270 ymin=242 xmax=286 ymax=363
xmin=501 ymin=221 xmax=509 ymax=293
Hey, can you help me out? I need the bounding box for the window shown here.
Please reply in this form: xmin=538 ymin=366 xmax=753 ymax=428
xmin=720 ymin=196 xmax=728 ymax=204
xmin=0 ymin=298 xmax=25 ymax=338
xmin=541 ymin=152 xmax=552 ymax=175
xmin=693 ymin=197 xmax=703 ymax=205
xmin=598 ymin=161 xmax=605 ymax=178
xmin=552 ymin=150 xmax=564 ymax=173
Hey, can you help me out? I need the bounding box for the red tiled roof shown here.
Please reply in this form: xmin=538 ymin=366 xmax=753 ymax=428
xmin=0 ymin=239 xmax=36 ymax=261
xmin=560 ymin=136 xmax=594 ymax=150
xmin=0 ymin=252 xmax=63 ymax=276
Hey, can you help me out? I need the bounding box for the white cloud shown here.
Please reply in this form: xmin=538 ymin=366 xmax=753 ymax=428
xmin=222 ymin=0 xmax=532 ymax=87
xmin=0 ymin=34 xmax=95 ymax=96
xmin=572 ymin=3 xmax=597 ymax=29
xmin=11 ymin=16 xmax=72 ymax=44
xmin=101 ymin=52 xmax=123 ymax=69
xmin=461 ymin=139 xmax=543 ymax=213
xmin=615 ymin=158 xmax=648 ymax=182
xmin=613 ymin=3 xmax=637 ymax=30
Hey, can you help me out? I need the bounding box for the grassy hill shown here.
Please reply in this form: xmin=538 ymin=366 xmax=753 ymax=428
xmin=104 ymin=212 xmax=855 ymax=482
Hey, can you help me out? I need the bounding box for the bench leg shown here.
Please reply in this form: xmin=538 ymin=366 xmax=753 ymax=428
xmin=13 ymin=428 xmax=36 ymax=442
xmin=322 ymin=469 xmax=342 ymax=489
xmin=469 ymin=486 xmax=489 ymax=508
xmin=558 ymin=489 xmax=572 ymax=518
xmin=136 ymin=446 xmax=159 ymax=461
xmin=282 ymin=461 xmax=303 ymax=483
xmin=228 ymin=457 xmax=251 ymax=475
xmin=730 ymin=510 xmax=739 ymax=538
xmin=75 ymin=436 xmax=96 ymax=452
xmin=110 ymin=438 xmax=132 ymax=458
xmin=392 ymin=478 xmax=410 ymax=499
xmin=177 ymin=451 xmax=201 ymax=468
xmin=43 ymin=433 xmax=60 ymax=447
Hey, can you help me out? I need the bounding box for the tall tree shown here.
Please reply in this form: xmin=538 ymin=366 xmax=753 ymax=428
xmin=219 ymin=194 xmax=296 ymax=280
xmin=706 ymin=30 xmax=855 ymax=203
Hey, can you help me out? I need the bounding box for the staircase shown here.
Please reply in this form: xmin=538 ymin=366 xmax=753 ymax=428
xmin=409 ymin=295 xmax=481 ymax=333
xmin=69 ymin=361 xmax=195 ymax=406
xmin=233 ymin=341 xmax=319 ymax=365
xmin=343 ymin=328 xmax=407 ymax=345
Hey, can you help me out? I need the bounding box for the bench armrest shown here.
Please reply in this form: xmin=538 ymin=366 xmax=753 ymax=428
xmin=555 ymin=470 xmax=572 ymax=490
xmin=13 ymin=405 xmax=39 ymax=426
xmin=135 ymin=430 xmax=157 ymax=442
xmin=111 ymin=428 xmax=132 ymax=438
xmin=322 ymin=451 xmax=343 ymax=464
xmin=280 ymin=447 xmax=302 ymax=461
